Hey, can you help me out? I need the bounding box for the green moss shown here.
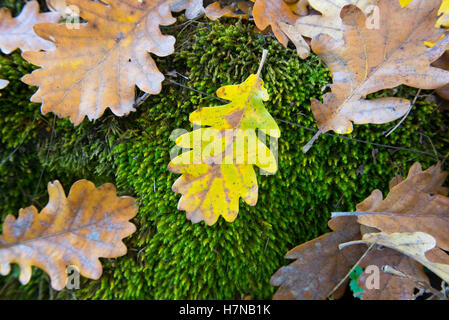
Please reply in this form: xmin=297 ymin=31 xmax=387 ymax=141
xmin=0 ymin=15 xmax=447 ymax=299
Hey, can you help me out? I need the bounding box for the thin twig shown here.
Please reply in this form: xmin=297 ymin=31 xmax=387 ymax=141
xmin=327 ymin=242 xmax=376 ymax=299
xmin=33 ymin=114 xmax=56 ymax=197
xmin=166 ymin=78 xmax=227 ymax=102
xmin=0 ymin=117 xmax=37 ymax=169
xmin=385 ymin=89 xmax=421 ymax=137
xmin=419 ymin=132 xmax=439 ymax=161
xmin=382 ymin=265 xmax=447 ymax=300
xmin=256 ymin=49 xmax=268 ymax=80
xmin=276 ymin=118 xmax=439 ymax=158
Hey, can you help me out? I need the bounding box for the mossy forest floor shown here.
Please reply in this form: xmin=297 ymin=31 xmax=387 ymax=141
xmin=0 ymin=0 xmax=448 ymax=299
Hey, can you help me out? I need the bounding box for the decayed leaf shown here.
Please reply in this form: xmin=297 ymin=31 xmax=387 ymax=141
xmin=337 ymin=162 xmax=449 ymax=264
xmin=0 ymin=180 xmax=137 ymax=290
xmin=205 ymin=1 xmax=252 ymax=20
xmin=22 ymin=0 xmax=177 ymax=125
xmin=252 ymin=0 xmax=299 ymax=47
xmin=0 ymin=0 xmax=59 ymax=54
xmin=400 ymin=0 xmax=449 ymax=27
xmin=303 ymin=0 xmax=449 ymax=151
xmin=280 ymin=0 xmax=375 ymax=58
xmin=168 ymin=73 xmax=280 ymax=226
xmin=170 ymin=0 xmax=205 ymax=19
xmin=357 ymin=247 xmax=428 ymax=300
xmin=270 ymin=216 xmax=365 ymax=299
xmin=271 ymin=162 xmax=447 ymax=300
xmin=341 ymin=232 xmax=449 ymax=283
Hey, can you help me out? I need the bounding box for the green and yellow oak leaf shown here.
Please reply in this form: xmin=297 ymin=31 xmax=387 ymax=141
xmin=168 ymin=74 xmax=280 ymax=226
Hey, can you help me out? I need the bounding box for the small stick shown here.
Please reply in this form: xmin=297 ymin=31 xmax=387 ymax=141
xmin=302 ymin=127 xmax=324 ymax=153
xmin=385 ymin=89 xmax=421 ymax=137
xmin=256 ymin=49 xmax=268 ymax=80
xmin=382 ymin=265 xmax=447 ymax=300
xmin=327 ymin=242 xmax=375 ymax=299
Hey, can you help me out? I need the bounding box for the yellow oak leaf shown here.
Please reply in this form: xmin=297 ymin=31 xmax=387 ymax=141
xmin=168 ymin=74 xmax=280 ymax=225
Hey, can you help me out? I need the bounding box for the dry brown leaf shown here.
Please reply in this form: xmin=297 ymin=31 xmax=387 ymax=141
xmin=272 ymin=162 xmax=448 ymax=300
xmin=270 ymin=216 xmax=365 ymax=300
xmin=252 ymin=0 xmax=299 ymax=47
xmin=205 ymin=1 xmax=252 ymax=20
xmin=0 ymin=180 xmax=137 ymax=290
xmin=303 ymin=0 xmax=449 ymax=152
xmin=432 ymin=51 xmax=449 ymax=101
xmin=280 ymin=0 xmax=375 ymax=59
xmin=0 ymin=0 xmax=60 ymax=54
xmin=22 ymin=0 xmax=177 ymax=125
xmin=357 ymin=247 xmax=428 ymax=300
xmin=170 ymin=0 xmax=205 ymax=19
xmin=285 ymin=0 xmax=309 ymax=16
xmin=342 ymin=232 xmax=449 ymax=283
xmin=336 ymin=162 xmax=449 ymax=263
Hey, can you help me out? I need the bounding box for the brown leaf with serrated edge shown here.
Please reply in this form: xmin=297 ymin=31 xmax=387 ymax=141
xmin=0 ymin=0 xmax=59 ymax=54
xmin=22 ymin=0 xmax=176 ymax=125
xmin=252 ymin=0 xmax=299 ymax=47
xmin=170 ymin=0 xmax=205 ymax=19
xmin=303 ymin=0 xmax=449 ymax=152
xmin=358 ymin=247 xmax=428 ymax=300
xmin=270 ymin=216 xmax=365 ymax=300
xmin=0 ymin=180 xmax=137 ymax=290
xmin=337 ymin=162 xmax=449 ymax=264
xmin=271 ymin=162 xmax=448 ymax=300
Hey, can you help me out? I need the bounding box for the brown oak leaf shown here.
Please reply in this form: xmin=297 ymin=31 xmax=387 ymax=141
xmin=0 ymin=180 xmax=137 ymax=290
xmin=205 ymin=1 xmax=252 ymax=20
xmin=22 ymin=0 xmax=177 ymax=125
xmin=270 ymin=216 xmax=365 ymax=299
xmin=271 ymin=162 xmax=447 ymax=300
xmin=0 ymin=0 xmax=60 ymax=54
xmin=303 ymin=0 xmax=449 ymax=152
xmin=279 ymin=0 xmax=376 ymax=59
xmin=337 ymin=162 xmax=449 ymax=265
xmin=170 ymin=0 xmax=205 ymax=19
xmin=252 ymin=0 xmax=299 ymax=47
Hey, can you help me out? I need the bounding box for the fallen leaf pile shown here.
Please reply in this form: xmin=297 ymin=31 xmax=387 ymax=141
xmin=0 ymin=180 xmax=138 ymax=290
xmin=271 ymin=162 xmax=449 ymax=300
